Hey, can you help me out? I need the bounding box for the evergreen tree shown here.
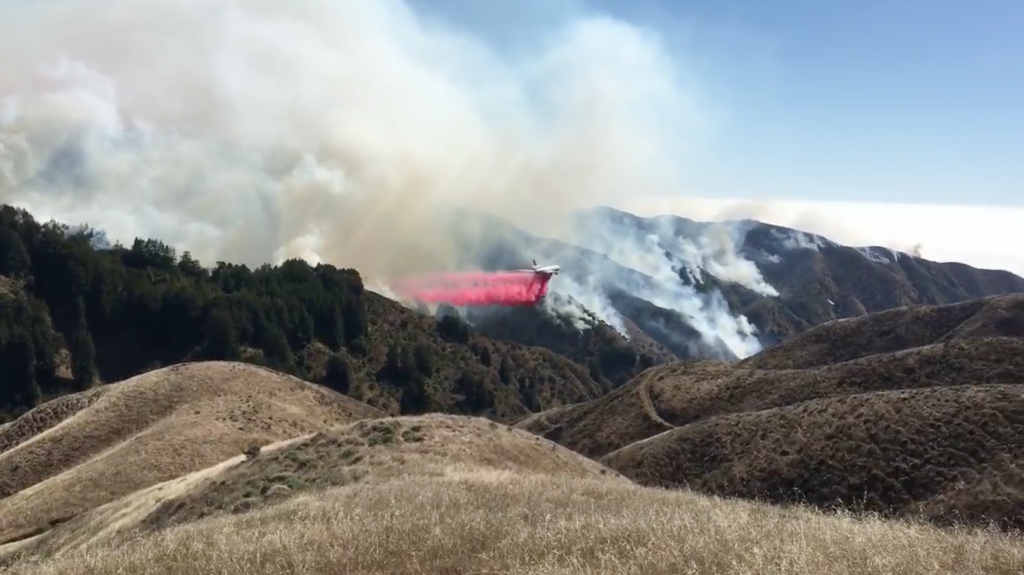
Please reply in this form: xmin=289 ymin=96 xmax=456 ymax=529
xmin=413 ymin=340 xmax=435 ymax=377
xmin=0 ymin=227 xmax=31 ymax=278
xmin=400 ymin=373 xmax=430 ymax=414
xmin=456 ymin=369 xmax=491 ymax=413
xmin=0 ymin=328 xmax=41 ymax=409
xmin=323 ymin=353 xmax=353 ymax=395
xmin=201 ymin=308 xmax=241 ymax=361
xmin=262 ymin=326 xmax=294 ymax=371
xmin=71 ymin=328 xmax=97 ymax=391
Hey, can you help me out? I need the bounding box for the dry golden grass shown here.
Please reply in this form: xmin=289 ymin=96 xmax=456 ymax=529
xmin=4 ymin=412 xmax=1023 ymax=575
xmin=603 ymin=384 xmax=1024 ymax=530
xmin=519 ymin=335 xmax=1024 ymax=460
xmin=4 ymin=465 xmax=1024 ymax=575
xmin=0 ymin=361 xmax=383 ymax=546
xmin=512 ymin=363 xmax=685 ymax=458
xmin=741 ymin=294 xmax=1024 ymax=370
xmin=3 ymin=414 xmax=611 ymax=561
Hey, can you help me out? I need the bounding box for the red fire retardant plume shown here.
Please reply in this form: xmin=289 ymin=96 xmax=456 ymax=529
xmin=391 ymin=271 xmax=551 ymax=306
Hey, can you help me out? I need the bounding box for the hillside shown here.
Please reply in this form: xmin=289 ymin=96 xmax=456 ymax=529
xmin=4 ymin=411 xmax=1022 ymax=575
xmin=0 ymin=203 xmax=625 ymax=425
xmin=602 ymin=384 xmax=1024 ymax=530
xmin=5 ymin=201 xmax=1024 ymax=428
xmin=0 ymin=361 xmax=383 ymax=547
xmin=517 ymin=335 xmax=1024 ymax=458
xmin=558 ymin=207 xmax=1024 ymax=350
xmin=741 ymin=294 xmax=1024 ymax=369
xmin=517 ymin=293 xmax=1024 ymax=529
xmin=425 ymin=206 xmax=1024 ymax=366
xmin=3 ymin=413 xmax=612 ymax=559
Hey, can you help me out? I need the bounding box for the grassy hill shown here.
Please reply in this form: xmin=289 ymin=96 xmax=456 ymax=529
xmin=0 ymin=361 xmax=383 ymax=547
xmin=603 ymin=384 xmax=1024 ymax=530
xmin=517 ymin=294 xmax=1024 ymax=529
xmin=3 ymin=412 xmax=612 ymax=560
xmin=518 ymin=334 xmax=1024 ymax=458
xmin=740 ymin=294 xmax=1024 ymax=369
xmin=2 ymin=394 xmax=1021 ymax=574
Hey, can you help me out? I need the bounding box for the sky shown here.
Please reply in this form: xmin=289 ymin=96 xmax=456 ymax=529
xmin=412 ymin=0 xmax=1023 ymax=205
xmin=405 ymin=0 xmax=1024 ymax=274
xmin=1 ymin=0 xmax=1021 ymax=276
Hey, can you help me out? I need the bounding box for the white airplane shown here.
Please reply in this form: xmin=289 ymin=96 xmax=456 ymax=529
xmin=516 ymin=259 xmax=561 ymax=276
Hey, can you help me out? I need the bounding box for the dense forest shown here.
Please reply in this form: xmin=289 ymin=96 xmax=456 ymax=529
xmin=0 ymin=204 xmax=644 ymax=423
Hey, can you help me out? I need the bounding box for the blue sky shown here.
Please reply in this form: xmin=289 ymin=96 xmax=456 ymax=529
xmin=410 ymin=0 xmax=1023 ymax=206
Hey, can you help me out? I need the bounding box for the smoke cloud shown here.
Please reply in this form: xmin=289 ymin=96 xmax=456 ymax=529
xmin=1 ymin=0 xmax=697 ymax=269
xmin=1 ymin=0 xmax=775 ymax=358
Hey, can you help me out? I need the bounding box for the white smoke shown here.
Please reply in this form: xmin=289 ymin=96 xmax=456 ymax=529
xmin=0 ymin=0 xmax=773 ymax=358
xmin=545 ymin=274 xmax=628 ymax=336
xmin=541 ymin=216 xmax=765 ymax=358
xmin=772 ymin=229 xmax=833 ymax=252
xmin=668 ymin=223 xmax=779 ymax=297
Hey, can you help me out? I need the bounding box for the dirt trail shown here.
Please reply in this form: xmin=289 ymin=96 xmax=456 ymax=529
xmin=637 ymin=370 xmax=675 ymax=431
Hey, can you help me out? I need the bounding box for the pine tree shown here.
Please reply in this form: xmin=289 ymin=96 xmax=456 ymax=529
xmin=323 ymin=353 xmax=353 ymax=395
xmin=1 ymin=328 xmax=41 ymax=408
xmin=71 ymin=328 xmax=97 ymax=391
xmin=201 ymin=308 xmax=241 ymax=360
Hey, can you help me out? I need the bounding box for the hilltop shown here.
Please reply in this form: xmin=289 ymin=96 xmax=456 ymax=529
xmin=0 ymin=361 xmax=383 ymax=547
xmin=2 ymin=411 xmax=612 ymax=560
xmin=2 ymin=294 xmax=1023 ymax=571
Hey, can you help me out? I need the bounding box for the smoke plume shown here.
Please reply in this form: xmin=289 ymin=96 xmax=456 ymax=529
xmin=1 ymin=0 xmax=774 ymax=357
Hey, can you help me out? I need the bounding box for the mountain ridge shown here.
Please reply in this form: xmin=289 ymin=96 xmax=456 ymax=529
xmin=444 ymin=205 xmax=1024 ymax=362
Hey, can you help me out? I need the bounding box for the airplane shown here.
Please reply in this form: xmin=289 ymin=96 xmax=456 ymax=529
xmin=515 ymin=259 xmax=561 ymax=276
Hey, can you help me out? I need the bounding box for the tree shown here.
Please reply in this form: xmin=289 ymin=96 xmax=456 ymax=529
xmin=413 ymin=340 xmax=435 ymax=377
xmin=477 ymin=344 xmax=492 ymax=367
xmin=71 ymin=328 xmax=97 ymax=391
xmin=323 ymin=353 xmax=353 ymax=395
xmin=341 ymin=299 xmax=367 ymax=349
xmin=436 ymin=314 xmax=470 ymax=344
xmin=70 ymin=302 xmax=97 ymax=391
xmin=400 ymin=373 xmax=430 ymax=415
xmin=0 ymin=227 xmax=31 ymax=278
xmin=261 ymin=326 xmax=294 ymax=371
xmin=200 ymin=308 xmax=241 ymax=361
xmin=0 ymin=328 xmax=41 ymax=409
xmin=178 ymin=251 xmax=207 ymax=279
xmin=498 ymin=354 xmax=515 ymax=385
xmin=456 ymin=369 xmax=492 ymax=413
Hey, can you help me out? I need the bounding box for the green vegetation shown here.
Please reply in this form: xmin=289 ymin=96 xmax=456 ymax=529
xmin=0 ymin=204 xmax=616 ymax=423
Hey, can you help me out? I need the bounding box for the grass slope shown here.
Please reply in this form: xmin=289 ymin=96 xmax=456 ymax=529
xmin=513 ymin=363 xmax=680 ymax=459
xmin=2 ymin=414 xmax=612 ymax=562
xmin=0 ymin=361 xmax=383 ymax=546
xmin=741 ymin=294 xmax=1024 ymax=369
xmin=518 ymin=335 xmax=1024 ymax=459
xmin=3 ymin=414 xmax=1022 ymax=574
xmin=603 ymin=384 xmax=1024 ymax=530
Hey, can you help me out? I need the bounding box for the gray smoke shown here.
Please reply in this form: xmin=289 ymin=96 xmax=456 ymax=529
xmin=0 ymin=0 xmax=774 ymax=358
